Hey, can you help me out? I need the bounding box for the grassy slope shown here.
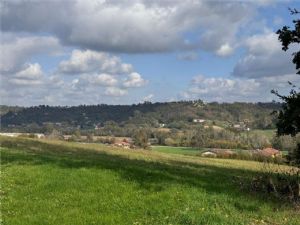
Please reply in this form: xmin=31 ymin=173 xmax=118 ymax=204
xmin=152 ymin=146 xmax=202 ymax=156
xmin=1 ymin=137 xmax=299 ymax=225
xmin=248 ymin=129 xmax=276 ymax=139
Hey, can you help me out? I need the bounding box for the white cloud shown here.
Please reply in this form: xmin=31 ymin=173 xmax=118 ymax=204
xmin=1 ymin=0 xmax=256 ymax=54
xmin=0 ymin=34 xmax=61 ymax=73
xmin=2 ymin=63 xmax=44 ymax=87
xmin=233 ymin=32 xmax=297 ymax=78
xmin=104 ymin=87 xmax=128 ymax=97
xmin=58 ymin=49 xmax=133 ymax=75
xmin=123 ymin=72 xmax=147 ymax=88
xmin=183 ymin=73 xmax=300 ymax=102
xmin=143 ymin=94 xmax=154 ymax=102
xmin=14 ymin=63 xmax=43 ymax=80
xmin=0 ymin=47 xmax=147 ymax=105
xmin=94 ymin=74 xmax=118 ymax=86
xmin=216 ymin=43 xmax=234 ymax=57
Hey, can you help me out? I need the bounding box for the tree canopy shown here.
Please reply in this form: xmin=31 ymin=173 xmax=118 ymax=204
xmin=276 ymin=8 xmax=300 ymax=74
xmin=275 ymin=8 xmax=300 ymax=165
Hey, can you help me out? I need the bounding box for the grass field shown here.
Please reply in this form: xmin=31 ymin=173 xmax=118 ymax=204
xmin=152 ymin=146 xmax=202 ymax=156
xmin=1 ymin=137 xmax=299 ymax=225
xmin=248 ymin=129 xmax=276 ymax=139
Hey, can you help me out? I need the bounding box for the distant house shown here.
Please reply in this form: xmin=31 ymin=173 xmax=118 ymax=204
xmin=114 ymin=140 xmax=131 ymax=149
xmin=159 ymin=123 xmax=165 ymax=128
xmin=201 ymin=151 xmax=217 ymax=157
xmin=193 ymin=119 xmax=205 ymax=123
xmin=36 ymin=133 xmax=45 ymax=138
xmin=233 ymin=124 xmax=242 ymax=129
xmin=201 ymin=149 xmax=237 ymax=158
xmin=94 ymin=124 xmax=102 ymax=130
xmin=233 ymin=122 xmax=250 ymax=131
xmin=0 ymin=133 xmax=45 ymax=138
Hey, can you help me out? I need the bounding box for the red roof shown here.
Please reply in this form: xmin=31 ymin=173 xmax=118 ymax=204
xmin=260 ymin=148 xmax=280 ymax=156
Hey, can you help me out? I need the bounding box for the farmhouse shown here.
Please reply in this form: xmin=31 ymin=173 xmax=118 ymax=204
xmin=201 ymin=149 xmax=236 ymax=158
xmin=201 ymin=151 xmax=217 ymax=157
xmin=114 ymin=140 xmax=131 ymax=149
xmin=233 ymin=122 xmax=250 ymax=131
xmin=259 ymin=147 xmax=281 ymax=157
xmin=193 ymin=119 xmax=205 ymax=123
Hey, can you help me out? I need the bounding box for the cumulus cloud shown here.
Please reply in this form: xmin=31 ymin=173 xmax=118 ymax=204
xmin=0 ymin=34 xmax=61 ymax=73
xmin=1 ymin=46 xmax=147 ymax=105
xmin=1 ymin=0 xmax=256 ymax=54
xmin=93 ymin=74 xmax=118 ymax=86
xmin=123 ymin=72 xmax=147 ymax=88
xmin=58 ymin=49 xmax=133 ymax=75
xmin=14 ymin=63 xmax=43 ymax=80
xmin=104 ymin=87 xmax=128 ymax=97
xmin=233 ymin=32 xmax=296 ymax=78
xmin=56 ymin=49 xmax=147 ymax=93
xmin=182 ymin=74 xmax=300 ymax=102
xmin=216 ymin=43 xmax=234 ymax=57
xmin=8 ymin=63 xmax=44 ymax=86
xmin=143 ymin=94 xmax=154 ymax=102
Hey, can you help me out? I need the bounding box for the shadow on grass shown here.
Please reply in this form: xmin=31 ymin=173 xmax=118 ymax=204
xmin=0 ymin=137 xmax=285 ymax=209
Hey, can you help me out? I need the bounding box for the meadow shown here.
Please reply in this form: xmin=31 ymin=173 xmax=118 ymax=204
xmin=152 ymin=145 xmax=202 ymax=156
xmin=1 ymin=137 xmax=299 ymax=225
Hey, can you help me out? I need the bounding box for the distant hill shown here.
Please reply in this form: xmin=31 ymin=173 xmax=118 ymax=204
xmin=0 ymin=101 xmax=281 ymax=130
xmin=0 ymin=105 xmax=23 ymax=116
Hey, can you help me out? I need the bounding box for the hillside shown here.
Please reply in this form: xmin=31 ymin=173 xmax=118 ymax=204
xmin=0 ymin=101 xmax=281 ymax=130
xmin=1 ymin=136 xmax=299 ymax=225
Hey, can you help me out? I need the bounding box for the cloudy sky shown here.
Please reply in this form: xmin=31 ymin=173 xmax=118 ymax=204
xmin=1 ymin=0 xmax=299 ymax=106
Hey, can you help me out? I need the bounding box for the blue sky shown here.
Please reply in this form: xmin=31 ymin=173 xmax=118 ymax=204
xmin=1 ymin=0 xmax=299 ymax=106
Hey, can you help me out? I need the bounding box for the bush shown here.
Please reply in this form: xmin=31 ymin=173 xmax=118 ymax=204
xmin=96 ymin=137 xmax=115 ymax=144
xmin=250 ymin=163 xmax=300 ymax=202
xmin=164 ymin=137 xmax=176 ymax=146
xmin=18 ymin=133 xmax=37 ymax=138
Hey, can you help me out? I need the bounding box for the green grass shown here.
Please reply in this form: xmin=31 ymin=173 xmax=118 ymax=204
xmin=1 ymin=137 xmax=299 ymax=225
xmin=248 ymin=129 xmax=276 ymax=139
xmin=152 ymin=145 xmax=202 ymax=156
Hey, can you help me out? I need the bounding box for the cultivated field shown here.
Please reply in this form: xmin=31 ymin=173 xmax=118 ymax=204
xmin=1 ymin=137 xmax=299 ymax=225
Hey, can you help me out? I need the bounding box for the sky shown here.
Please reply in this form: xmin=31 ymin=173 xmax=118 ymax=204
xmin=1 ymin=0 xmax=299 ymax=106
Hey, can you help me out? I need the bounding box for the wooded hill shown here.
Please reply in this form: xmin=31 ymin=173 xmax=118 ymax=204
xmin=0 ymin=101 xmax=281 ymax=130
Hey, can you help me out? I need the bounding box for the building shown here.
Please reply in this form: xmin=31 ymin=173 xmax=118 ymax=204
xmin=193 ymin=119 xmax=205 ymax=123
xmin=259 ymin=148 xmax=281 ymax=157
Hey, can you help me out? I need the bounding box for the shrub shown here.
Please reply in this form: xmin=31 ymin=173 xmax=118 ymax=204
xmin=164 ymin=137 xmax=176 ymax=146
xmin=249 ymin=163 xmax=300 ymax=202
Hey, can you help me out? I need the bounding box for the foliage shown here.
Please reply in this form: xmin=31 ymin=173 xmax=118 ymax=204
xmin=132 ymin=128 xmax=150 ymax=149
xmin=190 ymin=128 xmax=208 ymax=149
xmin=274 ymin=8 xmax=300 ymax=166
xmin=276 ymin=8 xmax=300 ymax=74
xmin=0 ymin=101 xmax=281 ymax=132
xmin=272 ymin=134 xmax=297 ymax=152
xmin=273 ymin=90 xmax=300 ymax=137
xmin=246 ymin=163 xmax=300 ymax=202
xmin=46 ymin=129 xmax=63 ymax=140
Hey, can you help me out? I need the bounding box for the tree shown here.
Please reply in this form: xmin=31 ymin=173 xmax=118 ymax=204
xmin=190 ymin=128 xmax=208 ymax=149
xmin=274 ymin=8 xmax=300 ymax=165
xmin=132 ymin=129 xmax=150 ymax=149
xmin=86 ymin=133 xmax=94 ymax=142
xmin=276 ymin=8 xmax=300 ymax=74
